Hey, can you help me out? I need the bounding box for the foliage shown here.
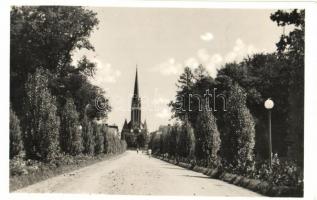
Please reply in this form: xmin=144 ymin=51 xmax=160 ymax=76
xmin=169 ymin=66 xmax=216 ymax=127
xmin=103 ymin=126 xmax=127 ymax=154
xmin=81 ymin=115 xmax=95 ymax=155
xmin=222 ymin=83 xmax=255 ymax=174
xmin=253 ymin=154 xmax=303 ymax=188
xmin=148 ymin=132 xmax=162 ymax=154
xmin=271 ymin=9 xmax=304 ymax=167
xmin=194 ymin=102 xmax=221 ymax=168
xmin=136 ymin=131 xmax=148 ymax=148
xmin=10 ymin=6 xmax=101 ymax=119
xmin=24 ymin=68 xmax=60 ymax=161
xmin=177 ymin=119 xmax=195 ymax=158
xmin=10 ymin=6 xmax=113 ymax=160
xmin=60 ymin=98 xmax=83 ymax=155
xmin=10 ymin=108 xmax=23 ymax=159
xmin=93 ymin=122 xmax=104 ymax=155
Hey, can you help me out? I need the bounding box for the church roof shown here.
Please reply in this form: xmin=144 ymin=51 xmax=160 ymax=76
xmin=133 ymin=67 xmax=139 ymax=97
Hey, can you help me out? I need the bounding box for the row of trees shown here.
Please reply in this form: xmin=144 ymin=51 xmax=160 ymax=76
xmin=150 ymin=81 xmax=255 ymax=173
xmin=10 ymin=6 xmax=126 ymax=162
xmin=150 ymin=9 xmax=304 ymax=173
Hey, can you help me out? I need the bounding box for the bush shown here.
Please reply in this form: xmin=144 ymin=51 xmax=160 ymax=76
xmin=24 ymin=68 xmax=60 ymax=161
xmin=194 ymin=103 xmax=221 ymax=168
xmin=10 ymin=155 xmax=28 ymax=176
xmin=60 ymin=98 xmax=83 ymax=155
xmin=253 ymin=154 xmax=303 ymax=188
xmin=103 ymin=126 xmax=126 ymax=154
xmin=222 ymin=83 xmax=256 ymax=174
xmin=177 ymin=119 xmax=195 ymax=158
xmin=82 ymin=115 xmax=95 ymax=155
xmin=93 ymin=122 xmax=104 ymax=155
xmin=10 ymin=108 xmax=23 ymax=159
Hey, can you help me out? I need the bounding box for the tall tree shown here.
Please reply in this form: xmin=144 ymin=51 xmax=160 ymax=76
xmin=271 ymin=9 xmax=304 ymax=166
xmin=93 ymin=122 xmax=104 ymax=155
xmin=222 ymin=83 xmax=255 ymax=174
xmin=169 ymin=67 xmax=195 ymax=124
xmin=10 ymin=6 xmax=99 ymax=118
xmin=24 ymin=69 xmax=60 ymax=161
xmin=194 ymin=102 xmax=221 ymax=168
xmin=10 ymin=108 xmax=23 ymax=159
xmin=177 ymin=118 xmax=195 ymax=158
xmin=82 ymin=114 xmax=95 ymax=155
xmin=60 ymin=98 xmax=82 ymax=155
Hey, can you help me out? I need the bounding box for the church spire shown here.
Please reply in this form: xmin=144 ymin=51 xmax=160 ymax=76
xmin=133 ymin=67 xmax=139 ymax=97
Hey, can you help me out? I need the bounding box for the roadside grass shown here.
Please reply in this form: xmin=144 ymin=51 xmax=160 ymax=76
xmin=10 ymin=152 xmax=126 ymax=192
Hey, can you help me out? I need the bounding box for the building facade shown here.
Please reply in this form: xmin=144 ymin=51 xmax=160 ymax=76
xmin=121 ymin=68 xmax=148 ymax=148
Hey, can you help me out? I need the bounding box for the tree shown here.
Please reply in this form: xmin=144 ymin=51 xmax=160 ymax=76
xmin=93 ymin=122 xmax=104 ymax=155
xmin=223 ymin=83 xmax=255 ymax=174
xmin=24 ymin=68 xmax=60 ymax=161
xmin=194 ymin=102 xmax=221 ymax=168
xmin=177 ymin=118 xmax=195 ymax=158
xmin=10 ymin=6 xmax=99 ymax=119
xmin=271 ymin=9 xmax=304 ymax=166
xmin=168 ymin=125 xmax=178 ymax=157
xmin=169 ymin=67 xmax=195 ymax=124
xmin=10 ymin=108 xmax=23 ymax=159
xmin=136 ymin=132 xmax=147 ymax=148
xmin=82 ymin=115 xmax=94 ymax=155
xmin=60 ymin=98 xmax=82 ymax=155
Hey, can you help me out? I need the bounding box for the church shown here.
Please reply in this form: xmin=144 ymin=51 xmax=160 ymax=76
xmin=121 ymin=68 xmax=148 ymax=148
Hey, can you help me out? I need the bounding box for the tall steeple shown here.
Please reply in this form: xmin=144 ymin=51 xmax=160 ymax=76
xmin=133 ymin=67 xmax=139 ymax=97
xmin=131 ymin=66 xmax=141 ymax=128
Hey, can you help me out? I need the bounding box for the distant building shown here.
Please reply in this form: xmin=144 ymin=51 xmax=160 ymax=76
xmin=121 ymin=68 xmax=148 ymax=148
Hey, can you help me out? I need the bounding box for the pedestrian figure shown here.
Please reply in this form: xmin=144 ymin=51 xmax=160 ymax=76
xmin=136 ymin=148 xmax=139 ymax=154
xmin=148 ymin=148 xmax=152 ymax=158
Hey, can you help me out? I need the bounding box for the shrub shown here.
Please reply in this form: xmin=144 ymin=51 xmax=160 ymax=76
xmin=60 ymin=98 xmax=83 ymax=155
xmin=24 ymin=68 xmax=60 ymax=161
xmin=222 ymin=83 xmax=256 ymax=174
xmin=10 ymin=108 xmax=23 ymax=159
xmin=93 ymin=122 xmax=104 ymax=155
xmin=82 ymin=115 xmax=95 ymax=155
xmin=177 ymin=119 xmax=195 ymax=158
xmin=103 ymin=126 xmax=126 ymax=154
xmin=194 ymin=102 xmax=221 ymax=168
xmin=168 ymin=125 xmax=178 ymax=156
xmin=10 ymin=155 xmax=28 ymax=176
xmin=254 ymin=154 xmax=303 ymax=188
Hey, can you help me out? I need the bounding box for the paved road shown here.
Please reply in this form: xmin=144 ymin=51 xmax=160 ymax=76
xmin=16 ymin=150 xmax=260 ymax=196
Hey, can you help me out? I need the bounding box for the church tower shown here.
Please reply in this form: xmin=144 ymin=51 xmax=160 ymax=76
xmin=131 ymin=68 xmax=141 ymax=129
xmin=121 ymin=67 xmax=148 ymax=148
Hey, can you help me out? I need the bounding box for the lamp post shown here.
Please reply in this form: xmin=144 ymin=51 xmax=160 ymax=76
xmin=264 ymin=98 xmax=274 ymax=169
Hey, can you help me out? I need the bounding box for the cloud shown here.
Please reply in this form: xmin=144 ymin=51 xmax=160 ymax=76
xmin=184 ymin=57 xmax=199 ymax=70
xmin=193 ymin=38 xmax=262 ymax=77
xmin=153 ymin=38 xmax=263 ymax=78
xmin=90 ymin=59 xmax=121 ymax=85
xmin=224 ymin=38 xmax=259 ymax=63
xmin=152 ymin=58 xmax=183 ymax=76
xmin=152 ymin=97 xmax=170 ymax=105
xmin=200 ymin=32 xmax=214 ymax=41
xmin=205 ymin=53 xmax=224 ymax=78
xmin=155 ymin=108 xmax=171 ymax=119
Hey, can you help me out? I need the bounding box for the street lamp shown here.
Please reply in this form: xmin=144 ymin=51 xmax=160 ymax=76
xmin=264 ymin=98 xmax=274 ymax=169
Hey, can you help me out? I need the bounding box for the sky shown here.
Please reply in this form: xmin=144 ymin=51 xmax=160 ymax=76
xmin=72 ymin=7 xmax=284 ymax=132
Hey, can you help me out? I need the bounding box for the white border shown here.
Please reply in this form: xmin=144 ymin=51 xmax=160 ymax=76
xmin=1 ymin=1 xmax=317 ymax=200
